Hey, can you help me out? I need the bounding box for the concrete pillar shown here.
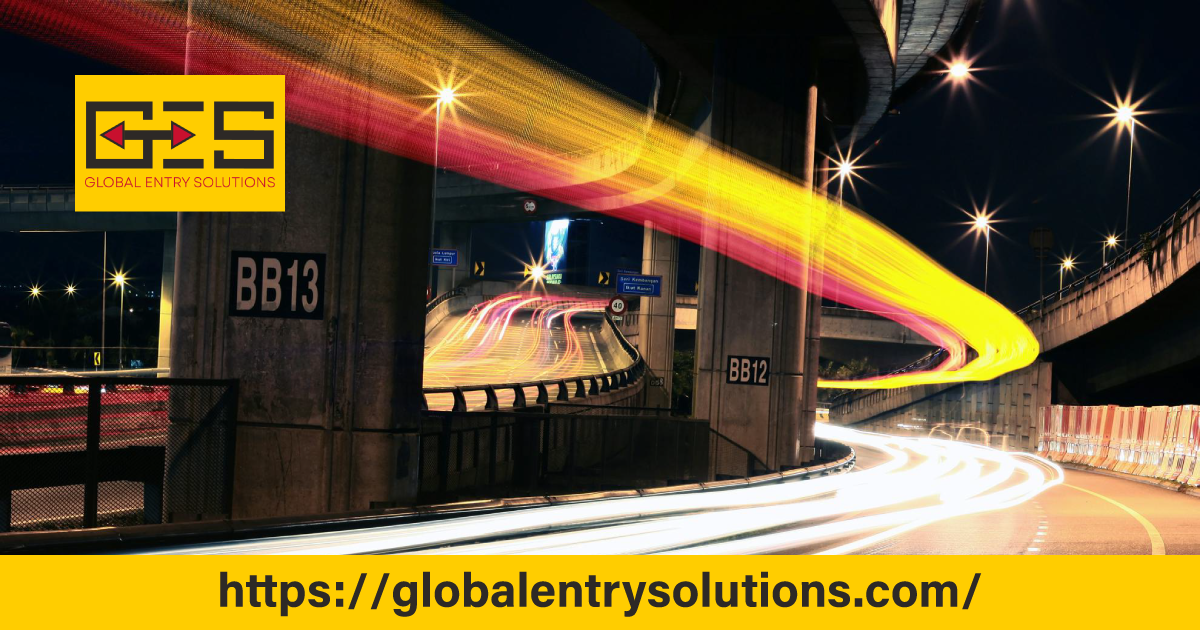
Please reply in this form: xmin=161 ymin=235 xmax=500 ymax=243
xmin=157 ymin=230 xmax=175 ymax=372
xmin=170 ymin=123 xmax=432 ymax=519
xmin=638 ymin=221 xmax=678 ymax=408
xmin=694 ymin=39 xmax=818 ymax=469
xmin=433 ymin=221 xmax=473 ymax=296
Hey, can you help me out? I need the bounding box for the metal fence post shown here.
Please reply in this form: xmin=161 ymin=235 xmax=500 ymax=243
xmin=83 ymin=378 xmax=101 ymax=528
xmin=438 ymin=414 xmax=452 ymax=494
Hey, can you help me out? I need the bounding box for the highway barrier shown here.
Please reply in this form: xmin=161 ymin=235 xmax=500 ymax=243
xmin=416 ymin=409 xmax=771 ymax=505
xmin=1037 ymin=404 xmax=1200 ymax=486
xmin=0 ymin=377 xmax=238 ymax=532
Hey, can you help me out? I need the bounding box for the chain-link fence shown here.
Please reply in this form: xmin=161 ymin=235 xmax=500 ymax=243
xmin=0 ymin=377 xmax=237 ymax=532
xmin=417 ymin=410 xmax=769 ymax=504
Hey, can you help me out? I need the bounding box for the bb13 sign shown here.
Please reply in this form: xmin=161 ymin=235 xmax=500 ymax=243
xmin=229 ymin=251 xmax=325 ymax=319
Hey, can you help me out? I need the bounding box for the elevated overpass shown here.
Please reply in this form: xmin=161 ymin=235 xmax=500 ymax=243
xmin=830 ymin=187 xmax=1200 ymax=448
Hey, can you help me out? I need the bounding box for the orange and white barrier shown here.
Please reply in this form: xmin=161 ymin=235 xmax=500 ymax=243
xmin=1038 ymin=404 xmax=1200 ymax=487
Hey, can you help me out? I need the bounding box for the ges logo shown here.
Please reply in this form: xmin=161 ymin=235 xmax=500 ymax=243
xmin=75 ymin=75 xmax=286 ymax=213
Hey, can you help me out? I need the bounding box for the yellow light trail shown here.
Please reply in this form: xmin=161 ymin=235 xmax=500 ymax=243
xmin=2 ymin=0 xmax=1040 ymax=388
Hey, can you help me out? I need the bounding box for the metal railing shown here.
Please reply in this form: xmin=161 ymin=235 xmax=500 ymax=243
xmin=426 ymin=286 xmax=467 ymax=314
xmin=0 ymin=186 xmax=74 ymax=213
xmin=417 ymin=409 xmax=769 ymax=504
xmin=0 ymin=376 xmax=238 ymax=532
xmin=1016 ymin=185 xmax=1200 ymax=318
xmin=422 ymin=313 xmax=645 ymax=412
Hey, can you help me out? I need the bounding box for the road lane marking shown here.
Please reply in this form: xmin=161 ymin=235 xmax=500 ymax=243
xmin=1065 ymin=483 xmax=1165 ymax=555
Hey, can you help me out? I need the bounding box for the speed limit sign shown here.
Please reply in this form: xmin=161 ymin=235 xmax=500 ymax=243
xmin=607 ymin=296 xmax=627 ymax=316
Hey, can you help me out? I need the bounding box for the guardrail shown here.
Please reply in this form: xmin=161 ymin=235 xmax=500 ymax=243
xmin=1016 ymin=185 xmax=1200 ymax=318
xmin=417 ymin=410 xmax=770 ymax=504
xmin=0 ymin=376 xmax=237 ymax=532
xmin=425 ymin=286 xmax=467 ymax=314
xmin=422 ymin=312 xmax=645 ymax=412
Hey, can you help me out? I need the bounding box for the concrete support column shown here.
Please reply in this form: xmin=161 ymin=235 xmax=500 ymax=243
xmin=638 ymin=221 xmax=679 ymax=408
xmin=694 ymin=38 xmax=818 ymax=469
xmin=170 ymin=123 xmax=432 ymax=519
xmin=157 ymin=230 xmax=175 ymax=372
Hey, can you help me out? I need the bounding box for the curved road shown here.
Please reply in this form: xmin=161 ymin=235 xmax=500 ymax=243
xmin=139 ymin=426 xmax=1067 ymax=555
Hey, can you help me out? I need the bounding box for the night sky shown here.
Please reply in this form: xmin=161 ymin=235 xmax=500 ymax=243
xmin=4 ymin=0 xmax=1200 ymax=337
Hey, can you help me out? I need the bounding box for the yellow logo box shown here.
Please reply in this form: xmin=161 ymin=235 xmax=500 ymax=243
xmin=75 ymin=75 xmax=285 ymax=212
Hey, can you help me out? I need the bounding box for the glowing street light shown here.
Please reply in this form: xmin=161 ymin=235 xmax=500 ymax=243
xmin=1059 ymin=257 xmax=1075 ymax=290
xmin=969 ymin=212 xmax=995 ymax=295
xmin=530 ymin=264 xmax=545 ymax=281
xmin=429 ymin=83 xmax=461 ymax=295
xmin=1103 ymin=235 xmax=1118 ymax=266
xmin=831 ymin=158 xmax=858 ymax=204
xmin=28 ymin=284 xmax=41 ymax=299
xmin=949 ymin=62 xmax=970 ymax=79
xmin=1104 ymin=98 xmax=1140 ymax=247
xmin=65 ymin=284 xmax=76 ymax=296
xmin=111 ymin=271 xmax=127 ymax=368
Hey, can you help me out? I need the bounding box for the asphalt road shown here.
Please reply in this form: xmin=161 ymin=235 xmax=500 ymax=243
xmin=862 ymin=466 xmax=1200 ymax=555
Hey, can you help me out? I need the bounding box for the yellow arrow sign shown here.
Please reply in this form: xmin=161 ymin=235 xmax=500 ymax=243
xmin=598 ymin=271 xmax=611 ymax=285
xmin=93 ymin=352 xmax=101 ymax=367
xmin=522 ymin=264 xmax=532 ymax=278
xmin=473 ymin=261 xmax=485 ymax=276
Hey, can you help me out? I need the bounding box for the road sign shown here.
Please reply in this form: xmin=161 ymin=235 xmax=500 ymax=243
xmin=430 ymin=248 xmax=458 ymax=267
xmin=229 ymin=251 xmax=326 ymax=320
xmin=726 ymin=355 xmax=769 ymax=386
xmin=616 ymin=267 xmax=640 ymax=276
xmin=1030 ymin=227 xmax=1054 ymax=258
xmin=522 ymin=199 xmax=537 ymax=214
xmin=607 ymin=296 xmax=628 ymax=316
xmin=93 ymin=352 xmax=101 ymax=367
xmin=616 ymin=273 xmax=662 ymax=297
xmin=597 ymin=271 xmax=611 ymax=285
xmin=522 ymin=264 xmax=532 ymax=278
xmin=472 ymin=260 xmax=485 ymax=276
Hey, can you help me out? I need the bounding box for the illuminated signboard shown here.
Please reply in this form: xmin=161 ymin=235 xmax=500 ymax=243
xmin=543 ymin=219 xmax=570 ymax=285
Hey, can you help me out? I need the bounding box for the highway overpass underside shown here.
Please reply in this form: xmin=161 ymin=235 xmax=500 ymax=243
xmin=1046 ymin=258 xmax=1200 ymax=407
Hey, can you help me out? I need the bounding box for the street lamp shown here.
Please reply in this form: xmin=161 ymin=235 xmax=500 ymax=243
xmin=64 ymin=284 xmax=76 ymax=296
xmin=112 ymin=272 xmax=126 ymax=368
xmin=1108 ymin=101 xmax=1139 ymax=248
xmin=949 ymin=61 xmax=971 ymax=80
xmin=832 ymin=159 xmax=856 ymax=204
xmin=428 ymin=85 xmax=459 ymax=297
xmin=970 ymin=212 xmax=994 ymax=295
xmin=1103 ymin=235 xmax=1118 ymax=266
xmin=1059 ymin=257 xmax=1075 ymax=290
xmin=28 ymin=285 xmax=41 ymax=299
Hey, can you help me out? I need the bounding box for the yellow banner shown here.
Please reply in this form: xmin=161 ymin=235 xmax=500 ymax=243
xmin=74 ymin=75 xmax=286 ymax=212
xmin=0 ymin=556 xmax=1183 ymax=627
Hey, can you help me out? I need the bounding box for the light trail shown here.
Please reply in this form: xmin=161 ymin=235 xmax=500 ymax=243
xmin=139 ymin=425 xmax=1063 ymax=555
xmin=1 ymin=0 xmax=1040 ymax=389
xmin=423 ymin=293 xmax=629 ymax=409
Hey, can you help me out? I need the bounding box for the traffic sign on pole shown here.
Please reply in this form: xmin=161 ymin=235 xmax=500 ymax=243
xmin=430 ymin=249 xmax=458 ymax=267
xmin=616 ymin=273 xmax=662 ymax=297
xmin=607 ymin=296 xmax=628 ymax=317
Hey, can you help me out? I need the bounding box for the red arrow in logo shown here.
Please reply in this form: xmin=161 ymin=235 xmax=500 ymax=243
xmin=171 ymin=122 xmax=195 ymax=148
xmin=100 ymin=122 xmax=124 ymax=148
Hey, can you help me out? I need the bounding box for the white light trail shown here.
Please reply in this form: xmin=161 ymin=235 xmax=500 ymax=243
xmin=142 ymin=425 xmax=1062 ymax=556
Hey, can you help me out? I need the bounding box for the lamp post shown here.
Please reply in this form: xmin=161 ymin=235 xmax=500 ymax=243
xmin=1059 ymin=257 xmax=1074 ymax=291
xmin=1112 ymin=104 xmax=1138 ymax=248
xmin=113 ymin=272 xmax=126 ymax=368
xmin=971 ymin=212 xmax=993 ymax=295
xmin=1103 ymin=235 xmax=1118 ymax=267
xmin=428 ymin=86 xmax=457 ymax=297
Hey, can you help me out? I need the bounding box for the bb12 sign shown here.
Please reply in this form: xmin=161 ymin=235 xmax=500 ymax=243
xmin=726 ymin=355 xmax=770 ymax=386
xmin=229 ymin=251 xmax=325 ymax=319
